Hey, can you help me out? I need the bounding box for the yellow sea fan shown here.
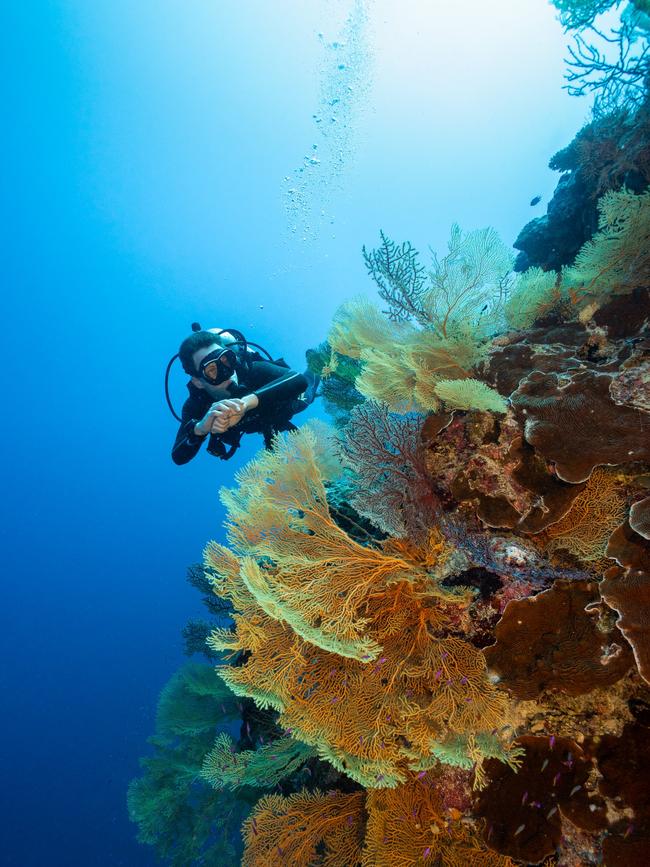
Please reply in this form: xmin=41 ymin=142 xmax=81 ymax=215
xmin=433 ymin=378 xmax=508 ymax=413
xmin=328 ymin=296 xmax=414 ymax=360
xmin=504 ymin=267 xmax=561 ymax=330
xmin=355 ymin=347 xmax=419 ymax=412
xmin=562 ymin=188 xmax=650 ymax=299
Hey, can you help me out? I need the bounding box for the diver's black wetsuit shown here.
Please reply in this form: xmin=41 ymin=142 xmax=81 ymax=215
xmin=171 ymin=359 xmax=309 ymax=464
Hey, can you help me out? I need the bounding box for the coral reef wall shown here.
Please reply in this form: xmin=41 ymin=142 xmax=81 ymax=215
xmin=130 ymin=6 xmax=650 ymax=864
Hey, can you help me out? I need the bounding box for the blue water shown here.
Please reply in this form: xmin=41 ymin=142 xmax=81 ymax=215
xmin=2 ymin=2 xmax=590 ymax=864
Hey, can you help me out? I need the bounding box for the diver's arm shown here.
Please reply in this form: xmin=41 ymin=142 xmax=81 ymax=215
xmin=243 ymin=362 xmax=309 ymax=410
xmin=171 ymin=397 xmax=209 ymax=465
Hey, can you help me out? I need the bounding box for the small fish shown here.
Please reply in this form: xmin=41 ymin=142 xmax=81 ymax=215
xmin=359 ymin=735 xmax=364 ymax=744
xmin=423 ymin=847 xmax=431 ymax=858
xmin=570 ymin=785 xmax=581 ymax=796
xmin=277 ymin=845 xmax=284 ymax=856
xmin=460 ymin=676 xmax=468 ymax=685
xmin=251 ymin=818 xmax=258 ymax=835
xmin=553 ymin=772 xmax=561 ymax=786
xmin=347 ymin=815 xmax=353 ymax=825
xmin=530 ymin=195 xmax=542 ymax=206
xmin=546 ymin=806 xmax=558 ymax=819
xmin=435 ymin=669 xmax=443 ymax=680
xmin=417 ymin=771 xmax=427 ymax=779
xmin=514 ymin=823 xmax=526 ymax=836
xmin=541 ymin=759 xmax=549 ymax=772
xmin=521 ymin=791 xmax=528 ymax=805
xmin=245 ymin=722 xmax=251 ymax=736
xmin=624 ymin=823 xmax=635 ymax=838
xmin=549 ymin=735 xmax=556 ymax=749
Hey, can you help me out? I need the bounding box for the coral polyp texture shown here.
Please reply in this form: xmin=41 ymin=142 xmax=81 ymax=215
xmin=131 ymin=74 xmax=650 ymax=867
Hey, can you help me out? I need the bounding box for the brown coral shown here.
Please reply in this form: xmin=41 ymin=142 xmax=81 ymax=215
xmin=483 ymin=579 xmax=633 ymax=699
xmin=593 ymin=722 xmax=650 ymax=867
xmin=629 ymin=496 xmax=650 ymax=540
xmin=511 ymin=369 xmax=650 ymax=484
xmin=601 ymin=518 xmax=650 ymax=685
xmin=474 ymin=736 xmax=607 ymax=864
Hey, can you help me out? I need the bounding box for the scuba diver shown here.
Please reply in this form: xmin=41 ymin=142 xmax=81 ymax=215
xmin=167 ymin=324 xmax=320 ymax=464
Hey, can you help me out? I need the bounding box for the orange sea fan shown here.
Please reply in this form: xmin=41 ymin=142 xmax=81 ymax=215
xmin=241 ymin=788 xmax=365 ymax=867
xmin=536 ymin=467 xmax=628 ymax=562
xmin=208 ymin=557 xmax=508 ymax=788
xmin=215 ymin=425 xmax=424 ymax=662
xmin=205 ymin=426 xmax=512 ymax=788
xmin=363 ymin=774 xmax=516 ymax=867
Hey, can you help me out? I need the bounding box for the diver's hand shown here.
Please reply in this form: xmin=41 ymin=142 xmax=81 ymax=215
xmin=210 ymin=399 xmax=247 ymax=433
xmin=194 ymin=399 xmax=246 ymax=435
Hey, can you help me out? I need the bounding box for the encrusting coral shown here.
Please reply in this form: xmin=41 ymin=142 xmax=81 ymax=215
xmin=484 ymin=579 xmax=633 ymax=699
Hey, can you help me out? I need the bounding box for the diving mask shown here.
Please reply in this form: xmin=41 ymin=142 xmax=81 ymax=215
xmin=198 ymin=347 xmax=237 ymax=385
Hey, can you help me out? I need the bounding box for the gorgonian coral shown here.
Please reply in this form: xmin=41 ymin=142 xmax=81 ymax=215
xmin=127 ymin=663 xmax=250 ymax=866
xmin=201 ymin=734 xmax=313 ymax=791
xmin=240 ymin=789 xmax=365 ymax=866
xmin=324 ymin=224 xmax=514 ymax=414
xmin=338 ymin=401 xmax=440 ymax=542
xmin=204 ymin=423 xmax=516 ymax=808
xmin=503 ymin=267 xmax=563 ymax=331
xmin=562 ymin=189 xmax=650 ymax=303
xmin=363 ymin=226 xmax=514 ymax=340
xmin=536 ymin=467 xmax=629 ymax=561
